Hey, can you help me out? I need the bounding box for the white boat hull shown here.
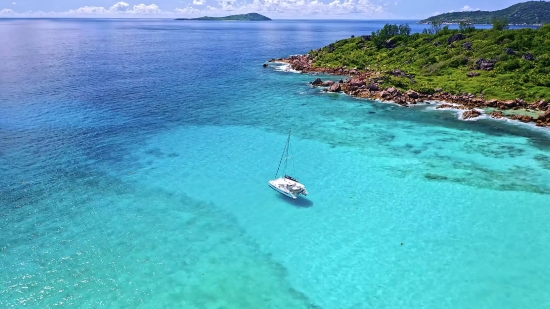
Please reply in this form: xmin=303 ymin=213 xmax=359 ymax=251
xmin=268 ymin=177 xmax=308 ymax=200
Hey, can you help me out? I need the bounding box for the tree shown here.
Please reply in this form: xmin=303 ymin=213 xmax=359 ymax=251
xmin=372 ymin=24 xmax=412 ymax=49
xmin=430 ymin=20 xmax=443 ymax=34
xmin=492 ymin=17 xmax=509 ymax=30
xmin=459 ymin=20 xmax=475 ymax=32
xmin=398 ymin=24 xmax=411 ymax=36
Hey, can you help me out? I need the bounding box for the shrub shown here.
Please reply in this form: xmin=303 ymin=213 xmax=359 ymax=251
xmin=447 ymin=56 xmax=467 ymax=68
xmin=500 ymin=59 xmax=521 ymax=71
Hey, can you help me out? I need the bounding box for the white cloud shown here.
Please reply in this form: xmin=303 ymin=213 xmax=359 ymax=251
xmin=12 ymin=2 xmax=16 ymax=4
xmin=239 ymin=0 xmax=381 ymax=15
xmin=111 ymin=1 xmax=131 ymax=12
xmin=218 ymin=0 xmax=236 ymax=11
xmin=70 ymin=6 xmax=109 ymax=14
xmin=132 ymin=4 xmax=160 ymax=14
xmin=176 ymin=6 xmax=200 ymax=13
xmin=68 ymin=2 xmax=161 ymax=15
xmin=460 ymin=5 xmax=479 ymax=11
xmin=0 ymin=8 xmax=15 ymax=15
xmin=2 ymin=0 xmax=385 ymax=18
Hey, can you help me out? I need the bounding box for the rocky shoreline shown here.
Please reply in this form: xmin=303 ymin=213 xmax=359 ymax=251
xmin=267 ymin=55 xmax=550 ymax=127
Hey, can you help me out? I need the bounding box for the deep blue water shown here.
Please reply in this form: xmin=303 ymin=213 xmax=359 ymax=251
xmin=1 ymin=19 xmax=549 ymax=309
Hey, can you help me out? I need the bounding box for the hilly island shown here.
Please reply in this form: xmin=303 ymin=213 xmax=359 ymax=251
xmin=269 ymin=22 xmax=550 ymax=127
xmin=420 ymin=1 xmax=550 ymax=25
xmin=175 ymin=13 xmax=271 ymax=21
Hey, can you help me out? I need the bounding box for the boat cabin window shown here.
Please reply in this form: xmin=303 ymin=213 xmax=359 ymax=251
xmin=284 ymin=175 xmax=298 ymax=182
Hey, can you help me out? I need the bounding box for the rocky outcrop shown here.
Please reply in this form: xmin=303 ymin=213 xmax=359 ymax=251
xmin=448 ymin=33 xmax=466 ymax=45
xmin=436 ymin=104 xmax=466 ymax=110
xmin=366 ymin=83 xmax=380 ymax=91
xmin=272 ymin=54 xmax=550 ymax=127
xmin=505 ymin=48 xmax=515 ymax=55
xmin=406 ymin=90 xmax=419 ymax=99
xmin=474 ymin=58 xmax=497 ymax=71
xmin=311 ymin=78 xmax=323 ymax=86
xmin=510 ymin=114 xmax=534 ymax=123
xmin=536 ymin=110 xmax=550 ymax=127
xmin=532 ymin=100 xmax=548 ymax=110
xmin=467 ymin=71 xmax=480 ymax=77
xmin=522 ymin=53 xmax=535 ymax=61
xmin=462 ymin=109 xmax=482 ymax=120
xmin=328 ymin=83 xmax=341 ymax=92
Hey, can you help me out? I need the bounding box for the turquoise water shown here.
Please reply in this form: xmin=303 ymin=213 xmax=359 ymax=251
xmin=1 ymin=19 xmax=550 ymax=308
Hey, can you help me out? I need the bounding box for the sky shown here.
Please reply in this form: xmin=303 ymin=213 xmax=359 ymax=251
xmin=0 ymin=0 xmax=542 ymax=19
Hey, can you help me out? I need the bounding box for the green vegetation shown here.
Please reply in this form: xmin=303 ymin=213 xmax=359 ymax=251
xmin=420 ymin=1 xmax=550 ymax=25
xmin=309 ymin=24 xmax=550 ymax=101
xmin=491 ymin=17 xmax=510 ymax=31
xmin=175 ymin=13 xmax=271 ymax=21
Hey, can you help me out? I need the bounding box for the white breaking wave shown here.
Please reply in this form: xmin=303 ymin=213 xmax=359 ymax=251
xmin=271 ymin=62 xmax=301 ymax=73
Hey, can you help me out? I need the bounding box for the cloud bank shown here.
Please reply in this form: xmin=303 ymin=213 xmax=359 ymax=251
xmin=68 ymin=2 xmax=160 ymax=15
xmin=0 ymin=0 xmax=384 ymax=18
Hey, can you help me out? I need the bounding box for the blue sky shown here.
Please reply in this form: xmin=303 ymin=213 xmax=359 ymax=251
xmin=0 ymin=0 xmax=540 ymax=18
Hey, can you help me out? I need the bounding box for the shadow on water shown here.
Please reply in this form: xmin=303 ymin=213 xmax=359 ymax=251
xmin=275 ymin=194 xmax=314 ymax=208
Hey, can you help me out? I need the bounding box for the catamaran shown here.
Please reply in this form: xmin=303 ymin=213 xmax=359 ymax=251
xmin=268 ymin=130 xmax=308 ymax=199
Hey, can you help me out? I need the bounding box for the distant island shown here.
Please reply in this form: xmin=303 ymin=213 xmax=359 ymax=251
xmin=175 ymin=13 xmax=271 ymax=21
xmin=420 ymin=1 xmax=550 ymax=25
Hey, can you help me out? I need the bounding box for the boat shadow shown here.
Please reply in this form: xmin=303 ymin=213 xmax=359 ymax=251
xmin=276 ymin=194 xmax=314 ymax=208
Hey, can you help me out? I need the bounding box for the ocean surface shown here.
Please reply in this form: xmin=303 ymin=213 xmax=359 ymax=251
xmin=1 ymin=18 xmax=549 ymax=309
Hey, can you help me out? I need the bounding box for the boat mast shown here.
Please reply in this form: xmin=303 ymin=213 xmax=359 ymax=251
xmin=274 ymin=130 xmax=291 ymax=178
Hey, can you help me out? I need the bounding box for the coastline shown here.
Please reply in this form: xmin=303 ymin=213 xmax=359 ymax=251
xmin=267 ymin=54 xmax=550 ymax=128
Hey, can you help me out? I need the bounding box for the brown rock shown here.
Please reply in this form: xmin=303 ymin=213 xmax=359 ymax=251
xmin=348 ymin=78 xmax=365 ymax=87
xmin=321 ymin=81 xmax=335 ymax=87
xmin=510 ymin=114 xmax=534 ymax=123
xmin=490 ymin=111 xmax=503 ymax=119
xmin=536 ymin=110 xmax=550 ymax=126
xmin=462 ymin=109 xmax=482 ymax=120
xmin=311 ymin=78 xmax=323 ymax=86
xmin=486 ymin=99 xmax=499 ymax=107
xmin=503 ymin=100 xmax=516 ymax=108
xmin=379 ymin=91 xmax=390 ymax=99
xmin=531 ymin=100 xmax=548 ymax=110
xmin=515 ymin=98 xmax=526 ymax=107
xmin=436 ymin=103 xmax=460 ymax=109
xmin=406 ymin=90 xmax=419 ymax=99
xmin=328 ymin=83 xmax=341 ymax=92
xmin=366 ymin=84 xmax=380 ymax=91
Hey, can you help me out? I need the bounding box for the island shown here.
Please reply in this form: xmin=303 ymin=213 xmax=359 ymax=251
xmin=420 ymin=1 xmax=550 ymax=25
xmin=267 ymin=21 xmax=550 ymax=127
xmin=175 ymin=13 xmax=271 ymax=21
